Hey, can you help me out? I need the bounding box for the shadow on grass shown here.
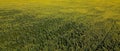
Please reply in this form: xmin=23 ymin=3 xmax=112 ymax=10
xmin=0 ymin=9 xmax=21 ymax=16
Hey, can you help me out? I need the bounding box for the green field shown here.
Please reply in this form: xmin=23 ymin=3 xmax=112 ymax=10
xmin=0 ymin=0 xmax=120 ymax=51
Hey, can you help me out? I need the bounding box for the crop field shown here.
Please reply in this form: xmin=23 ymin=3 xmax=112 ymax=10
xmin=0 ymin=0 xmax=120 ymax=51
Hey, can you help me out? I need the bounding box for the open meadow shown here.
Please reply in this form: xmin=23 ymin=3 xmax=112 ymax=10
xmin=0 ymin=0 xmax=120 ymax=51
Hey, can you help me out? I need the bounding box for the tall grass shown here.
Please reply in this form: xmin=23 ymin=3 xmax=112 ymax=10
xmin=0 ymin=0 xmax=120 ymax=51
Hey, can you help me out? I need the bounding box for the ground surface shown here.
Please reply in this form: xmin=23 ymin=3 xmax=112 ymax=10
xmin=0 ymin=0 xmax=120 ymax=51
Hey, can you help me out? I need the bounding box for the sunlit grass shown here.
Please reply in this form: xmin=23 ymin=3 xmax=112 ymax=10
xmin=0 ymin=0 xmax=120 ymax=51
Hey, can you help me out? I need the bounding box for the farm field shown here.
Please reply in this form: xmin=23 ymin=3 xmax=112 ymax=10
xmin=0 ymin=0 xmax=120 ymax=51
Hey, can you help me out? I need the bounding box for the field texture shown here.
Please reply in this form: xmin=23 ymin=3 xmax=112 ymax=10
xmin=0 ymin=0 xmax=120 ymax=51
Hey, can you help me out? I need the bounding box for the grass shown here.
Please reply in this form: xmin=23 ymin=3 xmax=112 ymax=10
xmin=0 ymin=0 xmax=120 ymax=51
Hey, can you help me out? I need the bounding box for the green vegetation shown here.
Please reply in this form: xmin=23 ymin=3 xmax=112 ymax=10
xmin=0 ymin=0 xmax=120 ymax=51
